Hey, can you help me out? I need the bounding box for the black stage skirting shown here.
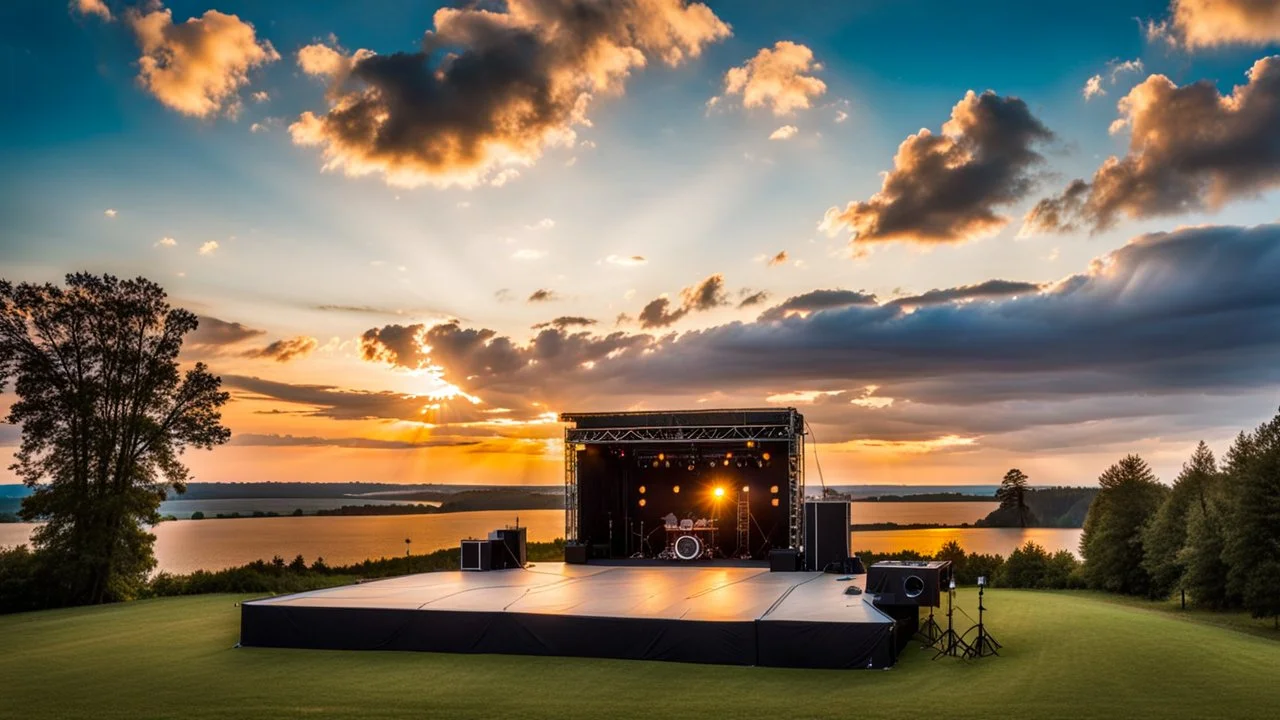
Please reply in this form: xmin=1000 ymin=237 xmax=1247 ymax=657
xmin=239 ymin=564 xmax=898 ymax=669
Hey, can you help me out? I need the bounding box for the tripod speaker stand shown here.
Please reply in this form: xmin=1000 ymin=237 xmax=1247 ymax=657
xmin=916 ymin=608 xmax=942 ymax=644
xmin=931 ymin=578 xmax=971 ymax=659
xmin=962 ymin=577 xmax=1001 ymax=659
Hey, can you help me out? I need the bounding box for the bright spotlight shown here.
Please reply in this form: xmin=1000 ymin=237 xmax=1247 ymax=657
xmin=639 ymin=498 xmax=646 ymax=507
xmin=770 ymin=485 xmax=779 ymax=494
xmin=742 ymin=485 xmax=750 ymax=493
xmin=574 ymin=443 xmax=586 ymax=451
xmin=673 ymin=485 xmax=681 ymax=494
xmin=771 ymin=498 xmax=780 ymax=507
xmin=638 ymin=485 xmax=646 ymax=494
xmin=714 ymin=487 xmax=725 ymax=498
xmin=761 ymin=452 xmax=771 ymax=461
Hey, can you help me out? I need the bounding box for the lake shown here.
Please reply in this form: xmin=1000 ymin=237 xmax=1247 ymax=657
xmin=0 ymin=501 xmax=1080 ymax=573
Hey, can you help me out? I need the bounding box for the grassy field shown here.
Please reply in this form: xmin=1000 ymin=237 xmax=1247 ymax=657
xmin=1 ymin=589 xmax=1277 ymax=720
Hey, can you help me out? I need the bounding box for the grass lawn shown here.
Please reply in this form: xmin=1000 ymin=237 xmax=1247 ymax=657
xmin=1 ymin=589 xmax=1278 ymax=720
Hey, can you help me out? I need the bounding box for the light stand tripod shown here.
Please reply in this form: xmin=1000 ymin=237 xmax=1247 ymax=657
xmin=931 ymin=578 xmax=971 ymax=659
xmin=963 ymin=576 xmax=1001 ymax=658
xmin=916 ymin=607 xmax=943 ymax=645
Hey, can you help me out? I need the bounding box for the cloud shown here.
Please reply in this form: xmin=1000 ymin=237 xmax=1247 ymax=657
xmin=360 ymin=324 xmax=428 ymax=367
xmin=769 ymin=124 xmax=798 ymax=140
xmin=187 ymin=315 xmax=265 ymax=348
xmin=637 ymin=274 xmax=728 ymax=328
xmin=757 ymin=289 xmax=878 ymax=321
xmin=222 ymin=374 xmax=493 ymax=423
xmin=1083 ymin=74 xmax=1105 ymax=100
xmin=888 ymin=279 xmax=1044 ymax=308
xmin=766 ymin=250 xmax=788 ymax=266
xmin=532 ymin=316 xmax=597 ymax=330
xmin=288 ymin=0 xmax=730 ymax=188
xmin=489 ymin=169 xmax=521 ymax=187
xmin=1148 ymin=0 xmax=1280 ymax=48
xmin=249 ymin=117 xmax=281 ymax=133
xmin=103 ymin=208 xmax=117 ymax=217
xmin=229 ymin=433 xmax=480 ymax=449
xmin=1109 ymin=58 xmax=1144 ymax=82
xmin=834 ymin=110 xmax=848 ymax=123
xmin=72 ymin=0 xmax=112 ymax=22
xmin=155 ymin=236 xmax=177 ymax=247
xmin=737 ymin=290 xmax=770 ymax=308
xmin=714 ymin=41 xmax=826 ymax=115
xmin=241 ymin=336 xmax=319 ymax=362
xmin=821 ymin=90 xmax=1053 ymax=246
xmin=528 ymin=289 xmax=559 ymax=303
xmin=251 ymin=90 xmax=269 ymax=102
xmin=1025 ymin=57 xmax=1280 ymax=234
xmin=526 ymin=218 xmax=555 ymax=230
xmin=605 ymin=254 xmax=647 ymax=266
xmin=126 ymin=6 xmax=278 ymax=118
xmin=342 ymin=224 xmax=1280 ymax=453
xmin=198 ymin=240 xmax=219 ymax=255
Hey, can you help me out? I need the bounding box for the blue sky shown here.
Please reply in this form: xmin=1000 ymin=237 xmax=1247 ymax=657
xmin=2 ymin=0 xmax=1280 ymax=487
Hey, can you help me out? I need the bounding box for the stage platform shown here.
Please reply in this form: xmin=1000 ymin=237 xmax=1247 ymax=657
xmin=240 ymin=563 xmax=901 ymax=669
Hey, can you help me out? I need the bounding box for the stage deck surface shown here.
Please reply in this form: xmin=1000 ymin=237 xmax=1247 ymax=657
xmin=241 ymin=563 xmax=901 ymax=668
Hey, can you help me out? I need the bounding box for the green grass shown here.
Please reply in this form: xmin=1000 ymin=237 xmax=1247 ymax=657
xmin=1 ymin=589 xmax=1277 ymax=720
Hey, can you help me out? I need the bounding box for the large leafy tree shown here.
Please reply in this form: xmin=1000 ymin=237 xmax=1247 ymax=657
xmin=1079 ymin=454 xmax=1168 ymax=596
xmin=1142 ymin=441 xmax=1218 ymax=598
xmin=1221 ymin=411 xmax=1280 ymax=625
xmin=0 ymin=274 xmax=230 ymax=605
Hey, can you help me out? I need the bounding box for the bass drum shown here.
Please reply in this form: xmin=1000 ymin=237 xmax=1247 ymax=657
xmin=673 ymin=534 xmax=703 ymax=561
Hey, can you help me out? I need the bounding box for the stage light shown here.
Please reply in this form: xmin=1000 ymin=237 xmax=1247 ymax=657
xmin=742 ymin=485 xmax=750 ymax=493
xmin=714 ymin=487 xmax=725 ymax=498
xmin=638 ymin=498 xmax=646 ymax=507
xmin=664 ymin=460 xmax=671 ymax=468
xmin=977 ymin=575 xmax=987 ymax=587
xmin=770 ymin=485 xmax=779 ymax=494
xmin=651 ymin=460 xmax=659 ymax=468
xmin=761 ymin=452 xmax=771 ymax=461
xmin=746 ymin=440 xmax=755 ymax=448
xmin=638 ymin=485 xmax=646 ymax=494
xmin=756 ymin=459 xmax=763 ymax=469
xmin=722 ymin=459 xmax=729 ymax=466
xmin=658 ymin=453 xmax=665 ymax=461
xmin=687 ymin=463 xmax=695 ymax=472
xmin=771 ymin=498 xmax=779 ymax=507
xmin=673 ymin=485 xmax=681 ymax=494
xmin=726 ymin=452 xmax=733 ymax=459
xmin=574 ymin=443 xmax=586 ymax=451
xmin=708 ymin=460 xmax=716 ymax=469
xmin=949 ymin=578 xmax=957 ymax=591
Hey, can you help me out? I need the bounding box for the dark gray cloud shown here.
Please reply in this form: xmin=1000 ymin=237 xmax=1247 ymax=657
xmin=822 ymin=90 xmax=1053 ymax=244
xmin=1025 ymin=57 xmax=1280 ymax=234
xmin=188 ymin=315 xmax=264 ymax=347
xmin=354 ymin=224 xmax=1280 ymax=450
xmin=230 ymin=433 xmax=479 ymax=449
xmin=737 ymin=290 xmax=770 ymax=308
xmin=889 ymin=279 xmax=1043 ymax=308
xmin=289 ymin=0 xmax=730 ymax=187
xmin=241 ymin=336 xmax=319 ymax=362
xmin=758 ymin=289 xmax=878 ymax=321
xmin=528 ymin=289 xmax=559 ymax=303
xmin=532 ymin=316 xmax=597 ymax=330
xmin=360 ymin=324 xmax=427 ymax=367
xmin=221 ymin=374 xmax=494 ymax=423
xmin=638 ymin=274 xmax=728 ymax=328
xmin=766 ymin=250 xmax=788 ymax=266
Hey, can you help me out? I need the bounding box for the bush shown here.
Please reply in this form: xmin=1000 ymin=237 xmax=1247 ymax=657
xmin=190 ymin=511 xmax=204 ymax=520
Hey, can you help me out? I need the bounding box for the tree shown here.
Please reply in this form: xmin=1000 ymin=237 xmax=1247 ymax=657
xmin=190 ymin=511 xmax=205 ymax=520
xmin=1181 ymin=496 xmax=1234 ymax=609
xmin=993 ymin=468 xmax=1037 ymax=527
xmin=1142 ymin=441 xmax=1218 ymax=599
xmin=1079 ymin=454 xmax=1168 ymax=596
xmin=0 ymin=274 xmax=230 ymax=605
xmin=1221 ymin=411 xmax=1280 ymax=625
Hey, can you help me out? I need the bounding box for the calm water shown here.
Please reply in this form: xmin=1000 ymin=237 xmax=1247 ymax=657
xmin=0 ymin=501 xmax=1079 ymax=573
xmin=849 ymin=501 xmax=998 ymax=525
xmin=157 ymin=498 xmax=441 ymax=519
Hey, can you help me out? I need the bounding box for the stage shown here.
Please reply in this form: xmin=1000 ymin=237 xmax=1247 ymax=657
xmin=239 ymin=562 xmax=901 ymax=669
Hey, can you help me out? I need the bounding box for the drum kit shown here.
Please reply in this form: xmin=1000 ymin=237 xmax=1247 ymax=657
xmin=655 ymin=512 xmax=719 ymax=561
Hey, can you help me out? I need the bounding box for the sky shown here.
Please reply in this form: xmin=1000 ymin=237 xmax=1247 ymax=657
xmin=2 ymin=0 xmax=1280 ymax=488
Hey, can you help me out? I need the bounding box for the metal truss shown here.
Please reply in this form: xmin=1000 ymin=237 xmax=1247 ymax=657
xmin=563 ymin=409 xmax=807 ymax=548
xmin=565 ymin=423 xmax=794 ymax=445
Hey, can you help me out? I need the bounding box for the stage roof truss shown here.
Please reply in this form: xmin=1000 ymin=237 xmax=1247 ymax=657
xmin=566 ymin=423 xmax=794 ymax=445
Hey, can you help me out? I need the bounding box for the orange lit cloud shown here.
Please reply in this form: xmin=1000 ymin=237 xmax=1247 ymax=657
xmin=822 ymin=90 xmax=1052 ymax=245
xmin=1025 ymin=57 xmax=1280 ymax=234
xmin=290 ymin=0 xmax=730 ymax=188
xmin=126 ymin=6 xmax=278 ymax=118
xmin=1149 ymin=0 xmax=1280 ymax=48
xmin=714 ymin=41 xmax=826 ymax=115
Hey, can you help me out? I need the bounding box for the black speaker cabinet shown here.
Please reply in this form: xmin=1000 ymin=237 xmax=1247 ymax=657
xmin=865 ymin=560 xmax=952 ymax=607
xmin=565 ymin=543 xmax=589 ymax=564
xmin=460 ymin=539 xmax=492 ymax=571
xmin=769 ymin=548 xmax=801 ymax=572
xmin=803 ymin=500 xmax=851 ymax=571
xmin=490 ymin=527 xmax=527 ymax=568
